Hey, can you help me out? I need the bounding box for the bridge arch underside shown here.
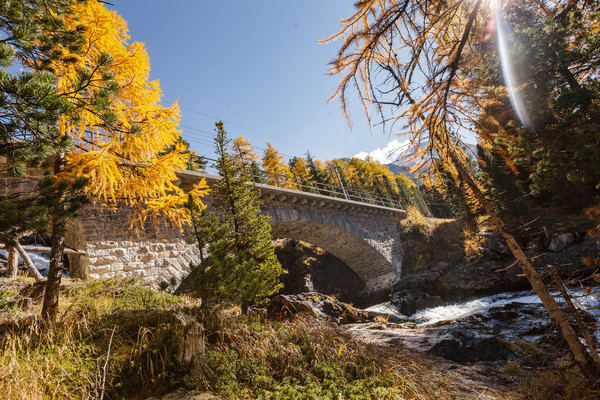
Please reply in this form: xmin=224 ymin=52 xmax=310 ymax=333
xmin=270 ymin=220 xmax=396 ymax=295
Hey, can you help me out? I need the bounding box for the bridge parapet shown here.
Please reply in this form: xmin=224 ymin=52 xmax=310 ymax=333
xmin=178 ymin=170 xmax=406 ymax=218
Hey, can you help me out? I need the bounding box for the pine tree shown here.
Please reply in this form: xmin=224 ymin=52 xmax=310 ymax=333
xmin=201 ymin=122 xmax=282 ymax=313
xmin=27 ymin=0 xmax=208 ymax=322
xmin=184 ymin=194 xmax=224 ymax=302
xmin=0 ymin=0 xmax=90 ymax=280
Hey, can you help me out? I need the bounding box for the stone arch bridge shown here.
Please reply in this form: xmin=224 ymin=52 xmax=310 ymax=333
xmin=66 ymin=169 xmax=406 ymax=298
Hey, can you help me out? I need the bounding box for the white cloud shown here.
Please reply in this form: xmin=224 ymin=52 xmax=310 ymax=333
xmin=353 ymin=139 xmax=410 ymax=164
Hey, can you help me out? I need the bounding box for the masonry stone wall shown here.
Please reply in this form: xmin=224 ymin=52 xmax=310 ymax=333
xmin=0 ymin=156 xmax=44 ymax=200
xmin=68 ymin=205 xmax=200 ymax=287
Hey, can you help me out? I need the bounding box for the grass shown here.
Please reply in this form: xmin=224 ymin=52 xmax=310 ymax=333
xmin=0 ymin=276 xmax=594 ymax=399
xmin=0 ymin=277 xmax=470 ymax=399
xmin=197 ymin=314 xmax=461 ymax=399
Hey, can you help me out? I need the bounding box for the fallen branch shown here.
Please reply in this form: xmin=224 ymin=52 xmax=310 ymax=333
xmin=100 ymin=326 xmax=116 ymax=400
xmin=0 ymin=244 xmax=86 ymax=255
xmin=13 ymin=243 xmax=45 ymax=282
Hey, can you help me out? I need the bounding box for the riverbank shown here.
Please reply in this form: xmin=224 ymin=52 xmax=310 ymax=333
xmin=0 ymin=277 xmax=522 ymax=399
xmin=2 ymin=277 xmax=598 ymax=399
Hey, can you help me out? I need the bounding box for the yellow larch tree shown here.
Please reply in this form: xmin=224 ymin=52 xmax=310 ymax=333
xmin=325 ymin=0 xmax=600 ymax=380
xmin=231 ymin=136 xmax=259 ymax=170
xmin=289 ymin=156 xmax=310 ymax=180
xmin=261 ymin=142 xmax=293 ymax=188
xmin=40 ymin=0 xmax=208 ymax=322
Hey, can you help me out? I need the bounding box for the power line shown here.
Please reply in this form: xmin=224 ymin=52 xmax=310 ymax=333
xmin=165 ymin=99 xmax=301 ymax=147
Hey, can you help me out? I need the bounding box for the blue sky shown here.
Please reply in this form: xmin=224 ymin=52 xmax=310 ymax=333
xmin=109 ymin=1 xmax=405 ymax=163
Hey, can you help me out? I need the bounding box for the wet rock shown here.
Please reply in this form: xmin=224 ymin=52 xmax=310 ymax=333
xmin=391 ymin=290 xmax=444 ymax=316
xmin=266 ymin=292 xmax=404 ymax=324
xmin=485 ymin=233 xmax=511 ymax=257
xmin=488 ymin=309 xmax=519 ymax=322
xmin=548 ymin=233 xmax=577 ymax=252
xmin=428 ymin=336 xmax=514 ymax=363
xmin=394 ymin=228 xmax=599 ymax=313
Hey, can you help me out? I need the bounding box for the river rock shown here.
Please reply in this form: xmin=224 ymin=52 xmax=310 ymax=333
xmin=393 ymin=226 xmax=598 ymax=313
xmin=548 ymin=233 xmax=577 ymax=252
xmin=428 ymin=336 xmax=514 ymax=363
xmin=484 ymin=233 xmax=511 ymax=257
xmin=266 ymin=292 xmax=405 ymax=323
xmin=391 ymin=290 xmax=444 ymax=316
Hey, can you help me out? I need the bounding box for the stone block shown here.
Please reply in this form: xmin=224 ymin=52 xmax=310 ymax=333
xmin=141 ymin=276 xmax=156 ymax=284
xmin=124 ymin=262 xmax=143 ymax=272
xmin=136 ymin=247 xmax=149 ymax=254
xmin=96 ymin=241 xmax=119 ymax=249
xmin=166 ymin=266 xmax=181 ymax=277
xmin=150 ymin=244 xmax=165 ymax=252
xmin=95 ymin=256 xmax=118 ymax=266
xmin=111 ymin=263 xmax=124 ymax=271
xmin=113 ymin=248 xmax=127 ymax=256
xmin=101 ymin=272 xmax=115 ymax=279
xmin=132 ymin=270 xmax=146 ymax=277
xmin=90 ymin=274 xmax=100 ymax=279
xmin=141 ymin=254 xmax=155 ymax=262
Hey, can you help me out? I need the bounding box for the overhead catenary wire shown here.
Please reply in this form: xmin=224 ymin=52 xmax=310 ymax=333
xmin=164 ymin=99 xmax=302 ymax=147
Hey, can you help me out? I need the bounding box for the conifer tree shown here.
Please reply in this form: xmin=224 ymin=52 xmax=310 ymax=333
xmin=18 ymin=0 xmax=209 ymax=322
xmin=305 ymin=152 xmax=335 ymax=195
xmin=0 ymin=0 xmax=90 ymax=280
xmin=184 ymin=194 xmax=224 ymax=302
xmin=261 ymin=142 xmax=292 ymax=188
xmin=231 ymin=136 xmax=259 ymax=171
xmin=289 ymin=156 xmax=310 ymax=190
xmin=200 ymin=122 xmax=282 ymax=313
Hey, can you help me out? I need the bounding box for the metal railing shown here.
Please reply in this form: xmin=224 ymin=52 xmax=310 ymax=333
xmin=189 ymin=156 xmax=405 ymax=211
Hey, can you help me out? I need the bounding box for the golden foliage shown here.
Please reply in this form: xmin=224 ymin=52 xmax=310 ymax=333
xmin=261 ymin=142 xmax=294 ymax=188
xmin=231 ymin=136 xmax=259 ymax=169
xmin=289 ymin=156 xmax=310 ymax=180
xmin=50 ymin=0 xmax=208 ymax=230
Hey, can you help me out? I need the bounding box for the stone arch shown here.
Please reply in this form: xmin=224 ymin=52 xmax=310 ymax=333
xmin=270 ymin=220 xmax=396 ymax=293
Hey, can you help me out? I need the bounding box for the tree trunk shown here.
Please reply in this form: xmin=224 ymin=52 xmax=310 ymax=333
xmin=549 ymin=266 xmax=600 ymax=371
xmin=14 ymin=242 xmax=44 ymax=282
xmin=41 ymin=218 xmax=67 ymax=323
xmin=41 ymin=153 xmax=67 ymax=324
xmin=6 ymin=246 xmax=18 ymax=279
